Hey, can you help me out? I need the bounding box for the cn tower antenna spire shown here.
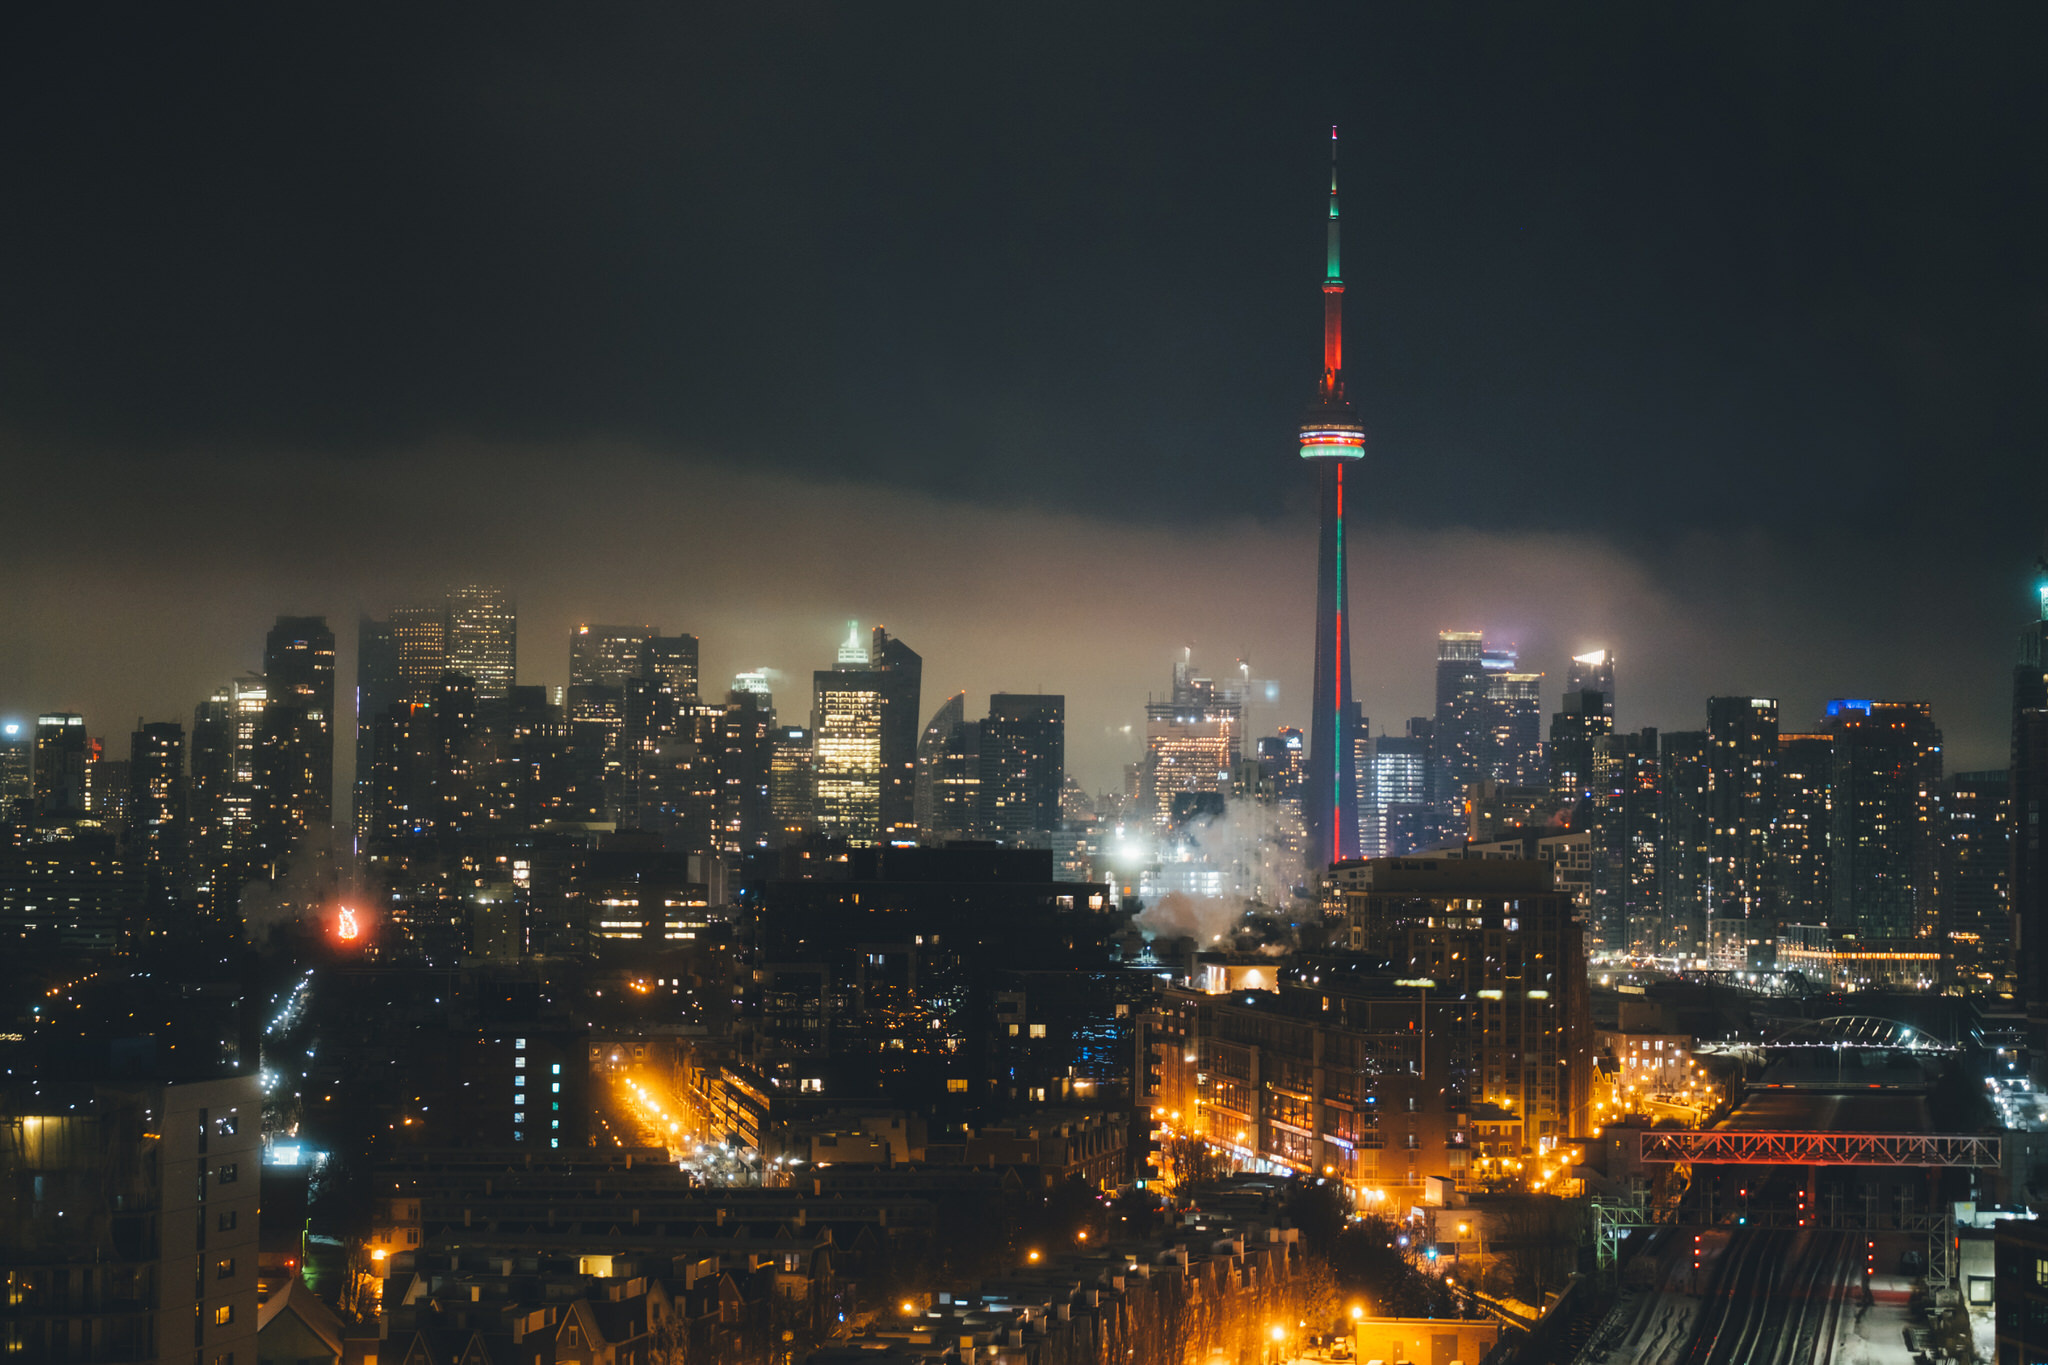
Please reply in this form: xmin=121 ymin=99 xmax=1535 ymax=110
xmin=1322 ymin=126 xmax=1344 ymax=400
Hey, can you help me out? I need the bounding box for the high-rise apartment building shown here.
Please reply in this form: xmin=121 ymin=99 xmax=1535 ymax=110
xmin=258 ymin=615 xmax=337 ymax=853
xmin=1362 ymin=732 xmax=1429 ymax=858
xmin=1549 ymin=688 xmax=1613 ymax=798
xmin=1942 ymin=770 xmax=2011 ymax=993
xmin=1771 ymin=733 xmax=1832 ymax=943
xmin=813 ymin=625 xmax=885 ymax=845
xmin=1659 ymin=729 xmax=1710 ymax=960
xmin=870 ymin=627 xmax=923 ymax=846
xmin=189 ymin=678 xmax=265 ymax=916
xmin=1704 ymin=696 xmax=1778 ymax=969
xmin=716 ymin=686 xmax=775 ymax=857
xmin=1484 ymin=666 xmax=1546 ymax=788
xmin=1433 ymin=631 xmax=1486 ymax=829
xmin=1588 ymin=727 xmax=1661 ymax=957
xmin=1337 ymin=858 xmax=1591 ymax=1149
xmin=569 ymin=623 xmax=655 ymax=709
xmin=445 ymin=584 xmax=517 ymax=700
xmin=978 ymin=694 xmax=1065 ymax=845
xmin=0 ymin=1074 xmax=262 ymax=1365
xmin=126 ymin=722 xmax=187 ymax=886
xmin=1826 ymin=699 xmax=1942 ymax=944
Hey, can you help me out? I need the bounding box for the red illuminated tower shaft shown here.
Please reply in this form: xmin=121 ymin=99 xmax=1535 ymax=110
xmin=1300 ymin=128 xmax=1365 ymax=870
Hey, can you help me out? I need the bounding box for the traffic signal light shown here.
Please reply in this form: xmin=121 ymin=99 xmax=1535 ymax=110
xmin=1865 ymin=1240 xmax=1875 ymax=1277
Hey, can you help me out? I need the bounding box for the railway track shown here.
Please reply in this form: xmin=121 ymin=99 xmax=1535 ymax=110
xmin=1680 ymin=1228 xmax=1852 ymax=1365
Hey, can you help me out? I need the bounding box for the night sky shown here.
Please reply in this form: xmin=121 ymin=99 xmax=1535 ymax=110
xmin=3 ymin=6 xmax=2045 ymax=792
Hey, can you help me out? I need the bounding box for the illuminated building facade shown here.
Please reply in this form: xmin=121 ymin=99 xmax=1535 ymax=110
xmin=979 ymin=693 xmax=1064 ymax=845
xmin=444 ymin=583 xmax=517 ymax=700
xmin=1771 ymin=733 xmax=1833 ymax=940
xmin=1433 ymin=632 xmax=1486 ymax=833
xmin=1825 ymin=699 xmax=1942 ymax=944
xmin=1704 ymin=695 xmax=1778 ymax=969
xmin=1484 ymin=668 xmax=1546 ymax=788
xmin=1658 ymin=729 xmax=1710 ymax=960
xmin=1940 ymin=769 xmax=2010 ymax=992
xmin=1140 ymin=657 xmax=1240 ymax=830
xmin=1362 ymin=732 xmax=1428 ymax=858
xmin=1588 ymin=727 xmax=1660 ymax=957
xmin=768 ymin=725 xmax=814 ymax=844
xmin=388 ymin=601 xmax=447 ymax=706
xmin=812 ymin=625 xmax=884 ymax=844
xmin=643 ymin=632 xmax=701 ymax=704
xmin=1299 ymin=128 xmax=1366 ymax=871
xmin=1335 ymin=857 xmax=1592 ymax=1152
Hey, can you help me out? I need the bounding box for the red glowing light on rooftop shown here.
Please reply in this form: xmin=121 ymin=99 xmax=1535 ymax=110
xmin=337 ymin=907 xmax=360 ymax=941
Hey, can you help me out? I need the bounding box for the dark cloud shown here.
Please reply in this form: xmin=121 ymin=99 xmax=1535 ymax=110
xmin=0 ymin=7 xmax=2040 ymax=778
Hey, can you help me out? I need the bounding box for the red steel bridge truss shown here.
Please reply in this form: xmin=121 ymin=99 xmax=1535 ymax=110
xmin=1638 ymin=1130 xmax=2001 ymax=1167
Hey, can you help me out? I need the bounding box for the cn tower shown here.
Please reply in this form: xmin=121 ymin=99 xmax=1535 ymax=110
xmin=1301 ymin=127 xmax=1366 ymax=870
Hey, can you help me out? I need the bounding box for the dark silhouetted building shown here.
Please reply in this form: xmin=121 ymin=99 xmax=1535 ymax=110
xmin=1567 ymin=649 xmax=1616 ymax=717
xmin=1550 ymin=687 xmax=1612 ymax=798
xmin=258 ymin=615 xmax=337 ymax=853
xmin=870 ymin=627 xmax=923 ymax=846
xmin=1942 ymin=769 xmax=2010 ymax=993
xmin=1826 ymin=699 xmax=1942 ymax=944
xmin=979 ymin=693 xmax=1064 ymax=845
xmin=2016 ymin=560 xmax=2048 ymax=1017
xmin=32 ymin=712 xmax=89 ymax=816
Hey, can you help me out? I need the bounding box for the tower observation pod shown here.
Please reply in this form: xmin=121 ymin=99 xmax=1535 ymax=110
xmin=1302 ymin=127 xmax=1365 ymax=870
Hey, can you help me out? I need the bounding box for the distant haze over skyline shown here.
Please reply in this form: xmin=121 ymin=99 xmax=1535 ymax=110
xmin=2 ymin=10 xmax=2042 ymax=793
xmin=0 ymin=444 xmax=2016 ymax=797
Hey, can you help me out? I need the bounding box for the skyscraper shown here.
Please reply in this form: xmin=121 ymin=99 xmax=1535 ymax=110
xmin=389 ymin=601 xmax=447 ymax=706
xmin=355 ymin=615 xmax=400 ymax=839
xmin=1549 ymin=688 xmax=1612 ymax=798
xmin=126 ymin=721 xmax=188 ymax=886
xmin=258 ymin=615 xmax=337 ymax=853
xmin=32 ymin=712 xmax=89 ymax=815
xmin=769 ymin=725 xmax=815 ymax=844
xmin=0 ymin=719 xmax=31 ymax=815
xmin=1298 ymin=128 xmax=1366 ymax=871
xmin=979 ymin=694 xmax=1065 ymax=845
xmin=2015 ymin=559 xmax=2048 ymax=1013
xmin=915 ymin=691 xmax=966 ymax=839
xmin=644 ymin=633 xmax=701 ymax=704
xmin=1942 ymin=770 xmax=2010 ymax=993
xmin=1433 ymin=632 xmax=1486 ymax=838
xmin=812 ymin=623 xmax=884 ymax=845
xmin=1140 ymin=658 xmax=1239 ymax=830
xmin=1771 ymin=732 xmax=1833 ymax=938
xmin=1704 ymin=696 xmax=1778 ymax=969
xmin=445 ymin=583 xmax=517 ymax=700
xmin=1659 ymin=729 xmax=1710 ymax=961
xmin=1588 ymin=727 xmax=1660 ymax=957
xmin=1566 ymin=650 xmax=1616 ymax=717
xmin=870 ymin=626 xmax=923 ymax=846
xmin=1826 ymin=699 xmax=1942 ymax=944
xmin=1362 ymin=731 xmax=1429 ymax=858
